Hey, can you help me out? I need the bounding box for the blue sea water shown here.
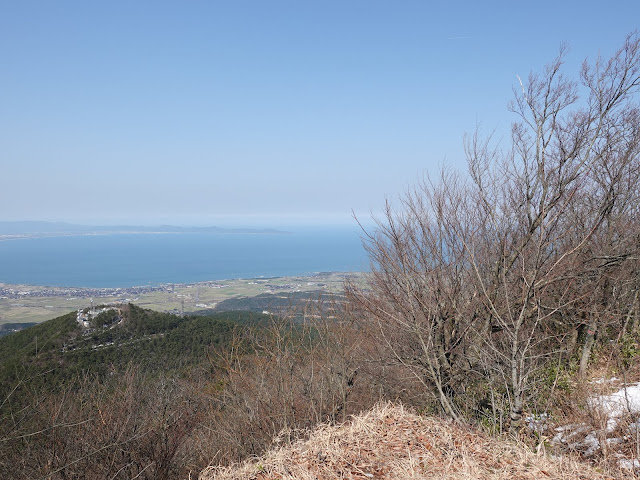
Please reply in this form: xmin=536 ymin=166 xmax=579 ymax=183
xmin=0 ymin=227 xmax=369 ymax=288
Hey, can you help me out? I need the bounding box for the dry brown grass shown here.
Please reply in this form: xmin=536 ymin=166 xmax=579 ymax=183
xmin=199 ymin=402 xmax=612 ymax=480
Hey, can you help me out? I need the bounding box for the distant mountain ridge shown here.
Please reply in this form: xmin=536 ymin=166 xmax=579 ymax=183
xmin=0 ymin=221 xmax=288 ymax=237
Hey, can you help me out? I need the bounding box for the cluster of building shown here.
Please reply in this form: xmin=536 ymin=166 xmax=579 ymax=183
xmin=0 ymin=284 xmax=173 ymax=300
xmin=76 ymin=306 xmax=122 ymax=329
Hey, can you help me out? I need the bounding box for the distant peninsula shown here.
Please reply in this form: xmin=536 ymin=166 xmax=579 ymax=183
xmin=0 ymin=221 xmax=289 ymax=240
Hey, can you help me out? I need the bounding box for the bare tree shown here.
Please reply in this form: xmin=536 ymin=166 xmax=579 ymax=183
xmin=348 ymin=32 xmax=640 ymax=431
xmin=347 ymin=171 xmax=480 ymax=422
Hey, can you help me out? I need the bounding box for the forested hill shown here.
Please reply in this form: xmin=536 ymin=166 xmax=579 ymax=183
xmin=0 ymin=304 xmax=267 ymax=390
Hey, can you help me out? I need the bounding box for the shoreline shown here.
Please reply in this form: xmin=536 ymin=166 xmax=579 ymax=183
xmin=0 ymin=272 xmax=363 ymax=325
xmin=0 ymin=230 xmax=291 ymax=242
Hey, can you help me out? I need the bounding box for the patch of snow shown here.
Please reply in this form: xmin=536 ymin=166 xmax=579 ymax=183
xmin=554 ymin=423 xmax=586 ymax=433
xmin=619 ymin=458 xmax=640 ymax=471
xmin=525 ymin=413 xmax=549 ymax=433
xmin=625 ymin=420 xmax=640 ymax=439
xmin=553 ymin=382 xmax=640 ymax=461
xmin=580 ymin=433 xmax=600 ymax=456
xmin=589 ymin=383 xmax=640 ymax=417
xmin=552 ymin=424 xmax=589 ymax=444
xmin=591 ymin=377 xmax=620 ymax=384
xmin=605 ymin=418 xmax=617 ymax=434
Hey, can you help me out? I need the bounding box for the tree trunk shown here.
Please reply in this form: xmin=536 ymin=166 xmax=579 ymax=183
xmin=509 ymin=392 xmax=524 ymax=435
xmin=579 ymin=316 xmax=598 ymax=376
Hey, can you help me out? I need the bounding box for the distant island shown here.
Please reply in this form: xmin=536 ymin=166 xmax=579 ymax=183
xmin=0 ymin=221 xmax=289 ymax=240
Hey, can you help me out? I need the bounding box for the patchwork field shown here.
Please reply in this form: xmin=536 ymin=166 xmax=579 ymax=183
xmin=0 ymin=272 xmax=362 ymax=325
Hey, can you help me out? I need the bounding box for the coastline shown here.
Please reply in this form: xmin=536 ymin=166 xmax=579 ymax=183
xmin=0 ymin=271 xmax=363 ymax=325
xmin=0 ymin=227 xmax=367 ymax=288
xmin=0 ymin=229 xmax=291 ymax=242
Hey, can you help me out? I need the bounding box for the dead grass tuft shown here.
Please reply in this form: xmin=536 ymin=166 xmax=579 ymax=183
xmin=199 ymin=402 xmax=611 ymax=480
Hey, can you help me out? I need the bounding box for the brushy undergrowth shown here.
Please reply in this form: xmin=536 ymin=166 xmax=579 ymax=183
xmin=200 ymin=402 xmax=614 ymax=480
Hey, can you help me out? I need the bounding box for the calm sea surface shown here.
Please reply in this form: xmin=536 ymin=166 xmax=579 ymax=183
xmin=0 ymin=227 xmax=369 ymax=288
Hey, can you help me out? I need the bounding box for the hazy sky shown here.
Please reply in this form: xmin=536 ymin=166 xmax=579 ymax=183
xmin=1 ymin=1 xmax=638 ymax=226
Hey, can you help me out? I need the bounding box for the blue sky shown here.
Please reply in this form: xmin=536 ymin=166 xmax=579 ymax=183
xmin=1 ymin=1 xmax=638 ymax=227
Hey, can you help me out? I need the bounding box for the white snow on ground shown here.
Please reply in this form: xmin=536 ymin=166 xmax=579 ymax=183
xmin=552 ymin=382 xmax=640 ymax=470
xmin=580 ymin=433 xmax=600 ymax=456
xmin=590 ymin=383 xmax=640 ymax=417
xmin=620 ymin=458 xmax=640 ymax=471
xmin=591 ymin=377 xmax=620 ymax=385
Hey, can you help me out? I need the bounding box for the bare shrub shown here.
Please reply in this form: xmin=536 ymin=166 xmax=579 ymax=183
xmin=200 ymin=402 xmax=608 ymax=480
xmin=0 ymin=367 xmax=202 ymax=479
xmin=347 ymin=32 xmax=640 ymax=432
xmin=196 ymin=300 xmax=381 ymax=465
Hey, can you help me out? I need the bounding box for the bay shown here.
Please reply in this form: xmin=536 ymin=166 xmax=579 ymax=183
xmin=0 ymin=227 xmax=369 ymax=288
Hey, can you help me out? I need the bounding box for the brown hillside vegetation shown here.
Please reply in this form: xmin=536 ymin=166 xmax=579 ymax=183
xmin=200 ymin=403 xmax=610 ymax=480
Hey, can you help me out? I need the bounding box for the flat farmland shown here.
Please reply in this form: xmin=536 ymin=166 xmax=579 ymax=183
xmin=0 ymin=272 xmax=363 ymax=325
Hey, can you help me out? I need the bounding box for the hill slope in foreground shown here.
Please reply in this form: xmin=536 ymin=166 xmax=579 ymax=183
xmin=201 ymin=403 xmax=607 ymax=480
